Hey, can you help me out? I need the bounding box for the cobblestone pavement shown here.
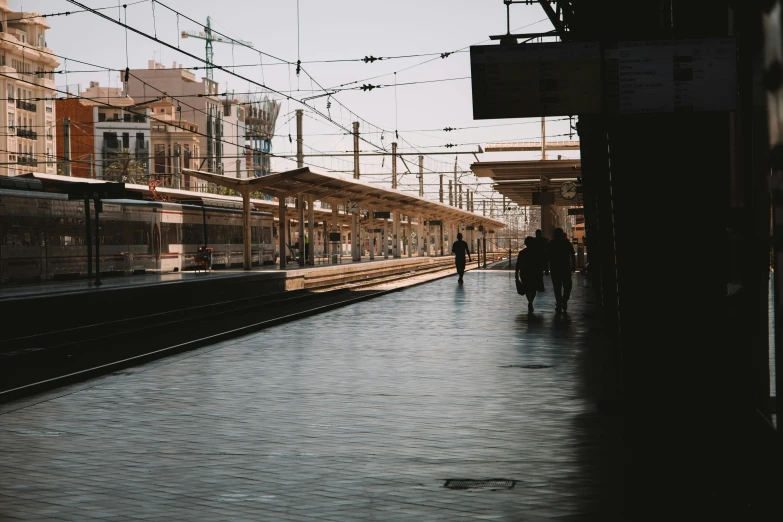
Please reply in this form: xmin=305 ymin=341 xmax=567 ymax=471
xmin=0 ymin=271 xmax=621 ymax=521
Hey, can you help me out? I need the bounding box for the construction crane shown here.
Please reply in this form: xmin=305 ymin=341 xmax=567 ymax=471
xmin=181 ymin=16 xmax=252 ymax=81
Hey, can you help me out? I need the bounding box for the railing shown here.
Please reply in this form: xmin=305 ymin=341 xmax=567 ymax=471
xmin=15 ymin=100 xmax=37 ymax=112
xmin=16 ymin=127 xmax=37 ymax=139
xmin=17 ymin=155 xmax=38 ymax=166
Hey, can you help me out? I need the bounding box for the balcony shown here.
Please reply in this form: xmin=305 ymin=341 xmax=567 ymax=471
xmin=16 ymin=127 xmax=37 ymax=140
xmin=17 ymin=155 xmax=38 ymax=167
xmin=15 ymin=100 xmax=37 ymax=112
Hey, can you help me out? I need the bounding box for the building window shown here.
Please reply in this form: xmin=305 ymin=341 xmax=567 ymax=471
xmin=122 ymin=132 xmax=129 ymax=149
xmin=46 ymin=147 xmax=52 ymax=166
xmin=38 ymin=34 xmax=44 ymax=47
xmin=7 ymin=112 xmax=12 ymax=129
xmin=154 ymin=144 xmax=166 ymax=174
xmin=45 ymin=95 xmax=53 ymax=112
xmin=136 ymin=133 xmax=145 ymax=148
xmin=7 ymin=84 xmax=13 ymax=101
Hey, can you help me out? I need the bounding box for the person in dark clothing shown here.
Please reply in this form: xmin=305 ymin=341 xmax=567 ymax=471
xmin=515 ymin=236 xmax=539 ymax=313
xmin=548 ymin=227 xmax=575 ymax=312
xmin=533 ymin=229 xmax=548 ymax=290
xmin=451 ymin=232 xmax=471 ymax=283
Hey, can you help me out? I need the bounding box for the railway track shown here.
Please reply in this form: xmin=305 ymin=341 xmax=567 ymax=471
xmin=0 ymin=261 xmax=476 ymax=403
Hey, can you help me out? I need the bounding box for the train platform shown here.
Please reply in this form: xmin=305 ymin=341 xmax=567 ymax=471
xmin=0 ymin=254 xmax=502 ymax=302
xmin=0 ymin=271 xmax=624 ymax=521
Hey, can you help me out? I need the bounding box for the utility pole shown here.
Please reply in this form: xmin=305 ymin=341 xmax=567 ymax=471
xmin=418 ymin=155 xmax=424 ymax=197
xmin=88 ymin=153 xmax=93 ymax=179
xmin=296 ymin=110 xmax=305 ymax=267
xmin=453 ymin=161 xmax=458 ymax=207
xmin=352 ymin=122 xmax=360 ymax=261
xmin=541 ymin=116 xmax=547 ymax=160
xmin=439 ymin=174 xmax=444 ymax=203
xmin=63 ymin=118 xmax=71 ymax=177
xmin=459 ymin=183 xmax=463 ymax=209
xmin=448 ymin=180 xmax=453 ymax=206
xmin=392 ymin=142 xmax=399 ymax=258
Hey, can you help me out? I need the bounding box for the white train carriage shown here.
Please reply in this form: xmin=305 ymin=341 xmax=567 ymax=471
xmin=0 ymin=186 xmax=275 ymax=284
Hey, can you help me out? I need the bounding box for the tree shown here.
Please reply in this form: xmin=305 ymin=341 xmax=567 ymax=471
xmin=102 ymin=148 xmax=148 ymax=184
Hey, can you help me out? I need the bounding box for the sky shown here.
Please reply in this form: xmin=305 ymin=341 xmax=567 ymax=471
xmin=14 ymin=0 xmax=580 ymax=206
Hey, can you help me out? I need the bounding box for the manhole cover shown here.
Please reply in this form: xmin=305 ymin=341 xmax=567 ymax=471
xmin=500 ymin=364 xmax=553 ymax=369
xmin=444 ymin=479 xmax=516 ymax=490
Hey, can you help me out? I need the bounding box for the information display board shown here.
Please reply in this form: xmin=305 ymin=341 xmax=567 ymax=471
xmin=605 ymin=38 xmax=736 ymax=113
xmin=470 ymin=38 xmax=736 ymax=118
xmin=470 ymin=42 xmax=603 ymax=119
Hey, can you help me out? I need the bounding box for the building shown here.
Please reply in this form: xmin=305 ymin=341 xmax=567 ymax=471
xmin=0 ymin=0 xmax=58 ymax=176
xmin=127 ymin=61 xmax=245 ymax=178
xmin=148 ymin=97 xmax=200 ymax=188
xmin=243 ymin=96 xmax=280 ymax=178
xmin=55 ymin=81 xmax=150 ymax=180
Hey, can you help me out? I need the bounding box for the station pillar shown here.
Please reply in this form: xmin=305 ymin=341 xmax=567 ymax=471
xmin=369 ymin=210 xmax=375 ymax=260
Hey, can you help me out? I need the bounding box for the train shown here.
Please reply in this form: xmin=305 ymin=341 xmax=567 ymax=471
xmin=0 ymin=182 xmax=276 ymax=284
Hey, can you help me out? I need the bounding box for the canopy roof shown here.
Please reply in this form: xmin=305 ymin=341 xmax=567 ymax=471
xmin=470 ymin=160 xmax=581 ymax=207
xmin=182 ymin=167 xmax=505 ymax=228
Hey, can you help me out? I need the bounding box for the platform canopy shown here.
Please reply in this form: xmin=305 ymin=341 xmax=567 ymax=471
xmin=182 ymin=167 xmax=505 ymax=228
xmin=470 ymin=159 xmax=581 ymax=207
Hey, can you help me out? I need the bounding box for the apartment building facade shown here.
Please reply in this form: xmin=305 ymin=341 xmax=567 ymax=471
xmin=148 ymin=97 xmax=200 ymax=188
xmin=55 ymin=82 xmax=151 ymax=180
xmin=127 ymin=61 xmax=246 ymax=179
xmin=0 ymin=1 xmax=58 ymax=176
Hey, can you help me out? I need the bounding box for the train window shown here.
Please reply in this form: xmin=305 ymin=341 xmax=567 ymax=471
xmin=160 ymin=222 xmax=180 ymax=250
xmin=131 ymin=224 xmax=150 ymax=247
xmin=101 ymin=220 xmax=131 ymax=245
xmin=262 ymin=226 xmax=272 ymax=245
xmin=182 ymin=223 xmax=203 ymax=245
xmin=252 ymin=226 xmax=260 ymax=244
xmin=230 ymin=225 xmax=243 ymax=244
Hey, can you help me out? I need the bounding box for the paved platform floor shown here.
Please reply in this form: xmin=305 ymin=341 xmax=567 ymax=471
xmin=0 ymin=254 xmax=450 ymax=301
xmin=0 ymin=271 xmax=621 ymax=521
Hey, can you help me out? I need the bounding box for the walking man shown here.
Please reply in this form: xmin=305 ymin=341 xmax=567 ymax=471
xmin=533 ymin=229 xmax=548 ymax=290
xmin=548 ymin=228 xmax=575 ymax=312
xmin=452 ymin=232 xmax=471 ymax=284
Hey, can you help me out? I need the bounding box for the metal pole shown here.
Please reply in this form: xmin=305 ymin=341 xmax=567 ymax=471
xmin=63 ymin=118 xmax=71 ymax=177
xmin=307 ymin=195 xmax=315 ymax=266
xmin=89 ymin=154 xmax=94 ymax=179
xmin=459 ymin=184 xmax=463 ymax=209
xmin=84 ymin=196 xmax=92 ymax=279
xmin=439 ymin=174 xmax=444 ymax=203
xmin=353 ymin=122 xmax=360 ymax=261
xmin=353 ymin=122 xmax=360 ymax=180
xmin=93 ymin=197 xmax=102 ymax=286
xmin=392 ymin=141 xmax=400 ymax=258
xmin=541 ymin=117 xmax=547 ymax=160
xmin=242 ymin=191 xmax=251 ymax=270
xmin=296 ymin=110 xmax=305 ymax=266
xmin=278 ymin=197 xmax=287 ymax=269
xmin=449 ymin=180 xmax=453 ymax=206
xmin=418 ymin=155 xmax=424 ymax=197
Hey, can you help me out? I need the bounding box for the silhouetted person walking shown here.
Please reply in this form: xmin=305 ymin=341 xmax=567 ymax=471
xmin=452 ymin=232 xmax=471 ymax=284
xmin=515 ymin=236 xmax=539 ymax=313
xmin=548 ymin=227 xmax=575 ymax=312
xmin=533 ymin=229 xmax=548 ymax=290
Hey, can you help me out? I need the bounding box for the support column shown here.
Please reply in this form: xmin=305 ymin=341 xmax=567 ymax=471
xmin=424 ymin=219 xmax=430 ymax=257
xmin=418 ymin=215 xmax=424 ymax=257
xmin=331 ymin=205 xmax=338 ymax=264
xmin=383 ymin=216 xmax=388 ymax=259
xmin=369 ymin=210 xmax=375 ymax=260
xmin=307 ymin=195 xmax=315 ymax=266
xmin=242 ymin=191 xmax=251 ymax=270
xmin=278 ymin=198 xmax=287 ymax=269
xmin=407 ymin=216 xmax=413 ymax=257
